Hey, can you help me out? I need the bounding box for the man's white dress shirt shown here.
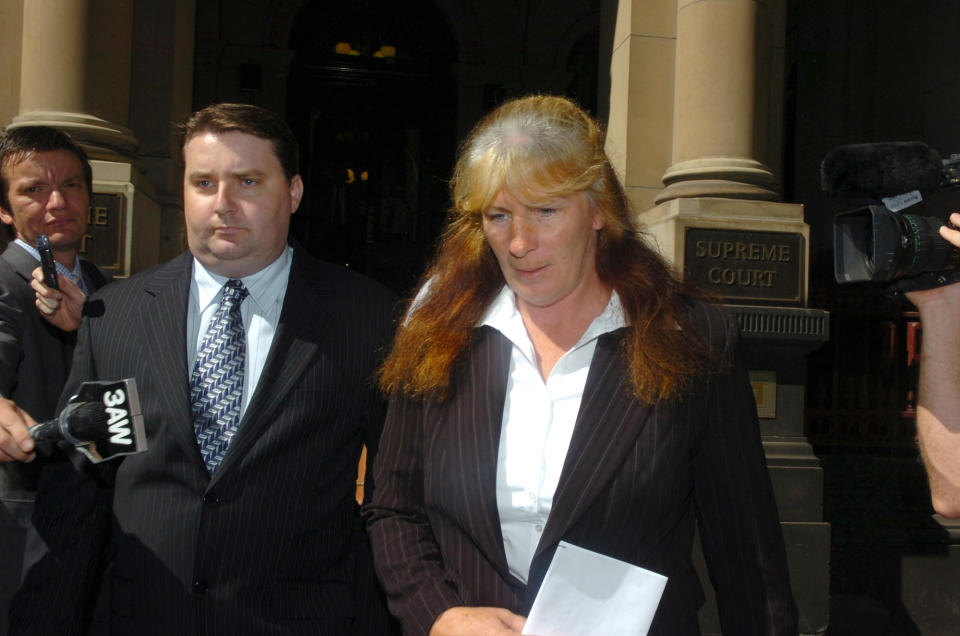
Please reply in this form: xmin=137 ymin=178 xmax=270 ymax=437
xmin=187 ymin=246 xmax=292 ymax=418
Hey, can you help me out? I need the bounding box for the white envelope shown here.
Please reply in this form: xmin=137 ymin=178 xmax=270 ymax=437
xmin=522 ymin=541 xmax=668 ymax=635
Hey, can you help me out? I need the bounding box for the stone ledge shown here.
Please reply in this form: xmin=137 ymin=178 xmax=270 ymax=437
xmin=763 ymin=439 xmax=824 ymax=467
xmin=728 ymin=304 xmax=830 ymax=342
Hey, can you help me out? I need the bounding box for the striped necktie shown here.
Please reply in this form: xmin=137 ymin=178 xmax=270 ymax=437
xmin=190 ymin=279 xmax=248 ymax=474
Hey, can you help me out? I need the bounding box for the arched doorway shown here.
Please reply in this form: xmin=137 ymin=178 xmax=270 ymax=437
xmin=287 ymin=0 xmax=458 ymax=295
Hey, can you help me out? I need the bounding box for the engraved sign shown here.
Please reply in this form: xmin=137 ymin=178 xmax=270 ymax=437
xmin=684 ymin=228 xmax=804 ymax=306
xmin=81 ymin=193 xmax=125 ymax=276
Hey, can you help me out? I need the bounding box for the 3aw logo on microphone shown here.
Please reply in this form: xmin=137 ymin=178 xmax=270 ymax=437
xmin=68 ymin=378 xmax=147 ymax=463
xmin=103 ymin=386 xmax=134 ymax=445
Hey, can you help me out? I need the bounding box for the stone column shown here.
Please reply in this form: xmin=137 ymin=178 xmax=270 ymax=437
xmin=6 ymin=0 xmax=163 ymax=277
xmin=609 ymin=1 xmax=830 ymax=633
xmin=10 ymin=0 xmax=137 ymax=155
xmin=605 ymin=0 xmax=676 ymax=214
xmin=656 ymin=0 xmax=776 ymax=203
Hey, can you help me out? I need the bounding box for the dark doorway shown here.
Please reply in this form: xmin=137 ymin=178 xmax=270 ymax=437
xmin=287 ymin=0 xmax=457 ymax=296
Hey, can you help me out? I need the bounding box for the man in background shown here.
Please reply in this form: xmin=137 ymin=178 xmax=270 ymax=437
xmin=0 ymin=127 xmax=107 ymax=634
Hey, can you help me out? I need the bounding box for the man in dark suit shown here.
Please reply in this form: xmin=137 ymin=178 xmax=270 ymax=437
xmin=1 ymin=104 xmax=396 ymax=634
xmin=0 ymin=127 xmax=108 ymax=634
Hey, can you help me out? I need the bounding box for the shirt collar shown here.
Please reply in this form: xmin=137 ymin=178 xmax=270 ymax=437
xmin=192 ymin=246 xmax=292 ymax=313
xmin=480 ymin=285 xmax=627 ymax=352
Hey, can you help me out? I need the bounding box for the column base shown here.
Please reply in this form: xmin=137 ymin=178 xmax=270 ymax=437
xmin=8 ymin=110 xmax=138 ymax=155
xmin=656 ymin=157 xmax=779 ymax=203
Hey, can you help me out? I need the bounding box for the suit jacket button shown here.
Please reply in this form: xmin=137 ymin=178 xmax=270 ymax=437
xmin=202 ymin=493 xmax=221 ymax=507
xmin=192 ymin=579 xmax=208 ymax=593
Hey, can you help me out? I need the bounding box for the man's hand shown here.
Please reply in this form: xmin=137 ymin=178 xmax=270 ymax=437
xmin=429 ymin=607 xmax=528 ymax=636
xmin=905 ymin=213 xmax=960 ymax=309
xmin=944 ymin=213 xmax=960 ymax=245
xmin=31 ymin=267 xmax=85 ymax=332
xmin=0 ymin=397 xmax=36 ymax=462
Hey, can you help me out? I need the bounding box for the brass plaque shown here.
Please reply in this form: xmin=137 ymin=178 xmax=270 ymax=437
xmin=749 ymin=370 xmax=777 ymax=419
xmin=80 ymin=193 xmax=126 ymax=276
xmin=684 ymin=228 xmax=804 ymax=306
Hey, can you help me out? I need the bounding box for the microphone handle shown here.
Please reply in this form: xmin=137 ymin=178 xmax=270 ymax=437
xmin=29 ymin=402 xmax=85 ymax=444
xmin=29 ymin=418 xmax=64 ymax=442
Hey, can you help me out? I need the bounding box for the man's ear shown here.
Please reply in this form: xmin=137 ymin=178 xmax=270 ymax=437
xmin=289 ymin=174 xmax=304 ymax=214
xmin=0 ymin=206 xmax=14 ymax=227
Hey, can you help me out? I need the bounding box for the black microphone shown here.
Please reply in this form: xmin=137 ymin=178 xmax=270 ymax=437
xmin=31 ymin=401 xmax=108 ymax=444
xmin=820 ymin=141 xmax=945 ymax=204
xmin=30 ymin=379 xmax=147 ymax=463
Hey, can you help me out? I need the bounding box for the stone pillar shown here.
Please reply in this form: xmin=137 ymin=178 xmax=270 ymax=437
xmin=129 ymin=0 xmax=197 ymax=264
xmin=10 ymin=0 xmax=137 ymax=156
xmin=0 ymin=1 xmax=24 ymax=127
xmin=657 ymin=0 xmax=777 ymax=203
xmin=734 ymin=308 xmax=831 ymax=636
xmin=609 ymin=1 xmax=830 ymax=633
xmin=605 ymin=0 xmax=676 ymax=214
xmin=5 ymin=0 xmax=163 ymax=276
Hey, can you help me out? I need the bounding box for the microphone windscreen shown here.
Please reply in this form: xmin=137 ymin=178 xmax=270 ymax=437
xmin=31 ymin=401 xmax=109 ymax=444
xmin=820 ymin=142 xmax=943 ymax=204
xmin=64 ymin=401 xmax=109 ymax=442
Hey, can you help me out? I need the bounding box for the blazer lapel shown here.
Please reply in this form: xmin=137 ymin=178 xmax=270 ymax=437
xmin=535 ymin=330 xmax=653 ymax=556
xmin=2 ymin=242 xmax=38 ymax=281
xmin=138 ymin=253 xmax=199 ymax=467
xmin=210 ymin=251 xmax=330 ymax=479
xmin=2 ymin=242 xmax=104 ymax=292
xmin=451 ymin=327 xmax=515 ymax=578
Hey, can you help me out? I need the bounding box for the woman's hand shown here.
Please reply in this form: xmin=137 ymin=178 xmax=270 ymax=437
xmin=429 ymin=606 xmax=528 ymax=635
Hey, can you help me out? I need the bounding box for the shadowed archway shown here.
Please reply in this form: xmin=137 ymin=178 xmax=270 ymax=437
xmin=287 ymin=0 xmax=458 ymax=295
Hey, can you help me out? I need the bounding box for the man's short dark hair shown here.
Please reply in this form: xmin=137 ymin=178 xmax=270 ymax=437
xmin=179 ymin=103 xmax=300 ymax=180
xmin=0 ymin=126 xmax=93 ymax=211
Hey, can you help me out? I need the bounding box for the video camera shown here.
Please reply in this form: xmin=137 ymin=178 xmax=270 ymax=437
xmin=821 ymin=141 xmax=960 ymax=293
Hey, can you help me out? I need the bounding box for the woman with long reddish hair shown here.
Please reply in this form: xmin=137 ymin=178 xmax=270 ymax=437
xmin=366 ymin=95 xmax=797 ymax=635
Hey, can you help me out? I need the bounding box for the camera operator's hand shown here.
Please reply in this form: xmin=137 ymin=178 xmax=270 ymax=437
xmin=906 ymin=215 xmax=960 ymax=518
xmin=906 ymin=213 xmax=960 ymax=308
xmin=938 ymin=212 xmax=960 ymax=253
xmin=945 ymin=212 xmax=960 ymax=237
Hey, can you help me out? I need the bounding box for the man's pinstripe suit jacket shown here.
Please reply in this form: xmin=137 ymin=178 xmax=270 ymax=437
xmin=11 ymin=247 xmax=398 ymax=636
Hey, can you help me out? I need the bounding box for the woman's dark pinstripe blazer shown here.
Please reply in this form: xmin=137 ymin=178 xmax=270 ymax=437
xmin=366 ymin=299 xmax=798 ymax=635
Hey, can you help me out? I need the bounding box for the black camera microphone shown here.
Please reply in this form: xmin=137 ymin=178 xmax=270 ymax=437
xmin=30 ymin=379 xmax=147 ymax=463
xmin=820 ymin=141 xmax=948 ymax=204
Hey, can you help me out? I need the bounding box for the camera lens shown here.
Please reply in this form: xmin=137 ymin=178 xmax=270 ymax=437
xmin=834 ymin=205 xmax=960 ymax=283
xmin=893 ymin=214 xmax=959 ymax=278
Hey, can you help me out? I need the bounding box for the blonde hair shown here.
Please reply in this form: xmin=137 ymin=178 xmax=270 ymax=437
xmin=380 ymin=95 xmax=711 ymax=403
